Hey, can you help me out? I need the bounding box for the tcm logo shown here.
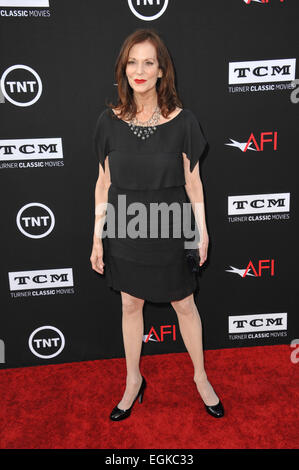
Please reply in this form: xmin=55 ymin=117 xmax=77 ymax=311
xmin=243 ymin=0 xmax=285 ymax=4
xmin=128 ymin=0 xmax=168 ymax=21
xmin=8 ymin=268 xmax=74 ymax=291
xmin=226 ymin=259 xmax=275 ymax=278
xmin=143 ymin=324 xmax=176 ymax=342
xmin=228 ymin=313 xmax=287 ymax=333
xmin=229 ymin=58 xmax=296 ymax=85
xmin=225 ymin=131 xmax=278 ymax=152
xmin=0 ymin=138 xmax=63 ymax=162
xmin=0 ymin=64 xmax=42 ymax=106
xmin=28 ymin=326 xmax=65 ymax=359
xmin=16 ymin=202 xmax=55 ymax=238
xmin=0 ymin=1 xmax=49 ymax=6
xmin=228 ymin=192 xmax=290 ymax=215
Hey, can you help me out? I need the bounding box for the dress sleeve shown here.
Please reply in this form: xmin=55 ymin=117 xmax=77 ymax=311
xmin=93 ymin=109 xmax=109 ymax=172
xmin=182 ymin=110 xmax=208 ymax=173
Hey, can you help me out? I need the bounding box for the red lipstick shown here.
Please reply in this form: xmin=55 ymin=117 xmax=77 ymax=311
xmin=134 ymin=79 xmax=147 ymax=84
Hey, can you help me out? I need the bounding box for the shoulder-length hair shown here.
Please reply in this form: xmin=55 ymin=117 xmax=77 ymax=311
xmin=106 ymin=28 xmax=183 ymax=121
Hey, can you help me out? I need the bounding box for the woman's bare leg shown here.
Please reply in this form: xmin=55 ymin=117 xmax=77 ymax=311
xmin=117 ymin=291 xmax=144 ymax=410
xmin=171 ymin=293 xmax=219 ymax=406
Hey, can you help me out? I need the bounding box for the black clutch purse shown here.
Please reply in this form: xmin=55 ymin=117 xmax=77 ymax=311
xmin=185 ymin=248 xmax=200 ymax=273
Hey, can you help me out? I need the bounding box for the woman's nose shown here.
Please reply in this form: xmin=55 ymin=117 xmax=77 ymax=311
xmin=136 ymin=63 xmax=144 ymax=73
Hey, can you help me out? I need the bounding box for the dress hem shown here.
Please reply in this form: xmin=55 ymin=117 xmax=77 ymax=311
xmin=105 ymin=276 xmax=199 ymax=303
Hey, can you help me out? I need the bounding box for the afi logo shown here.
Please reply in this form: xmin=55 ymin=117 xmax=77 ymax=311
xmin=144 ymin=324 xmax=176 ymax=342
xmin=244 ymin=259 xmax=275 ymax=277
xmin=226 ymin=132 xmax=278 ymax=152
xmin=244 ymin=0 xmax=285 ymax=4
xmin=226 ymin=259 xmax=275 ymax=277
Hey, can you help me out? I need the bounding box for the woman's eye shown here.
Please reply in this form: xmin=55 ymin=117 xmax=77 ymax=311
xmin=127 ymin=61 xmax=153 ymax=65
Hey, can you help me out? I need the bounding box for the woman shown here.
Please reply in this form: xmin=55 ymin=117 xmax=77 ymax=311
xmin=90 ymin=28 xmax=224 ymax=420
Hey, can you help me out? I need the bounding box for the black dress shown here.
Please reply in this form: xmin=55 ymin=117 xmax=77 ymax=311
xmin=93 ymin=107 xmax=207 ymax=303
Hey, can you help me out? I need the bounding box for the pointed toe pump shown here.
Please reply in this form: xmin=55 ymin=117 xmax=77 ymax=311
xmin=204 ymin=399 xmax=224 ymax=418
xmin=109 ymin=376 xmax=147 ymax=421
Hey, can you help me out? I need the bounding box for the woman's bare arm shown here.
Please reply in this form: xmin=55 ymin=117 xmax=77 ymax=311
xmin=90 ymin=158 xmax=111 ymax=274
xmin=182 ymin=153 xmax=209 ymax=267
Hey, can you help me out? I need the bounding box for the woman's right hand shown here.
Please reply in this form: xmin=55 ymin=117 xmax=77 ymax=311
xmin=90 ymin=240 xmax=105 ymax=275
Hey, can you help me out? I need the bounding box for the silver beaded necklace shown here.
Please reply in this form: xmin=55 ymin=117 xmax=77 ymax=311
xmin=127 ymin=105 xmax=161 ymax=140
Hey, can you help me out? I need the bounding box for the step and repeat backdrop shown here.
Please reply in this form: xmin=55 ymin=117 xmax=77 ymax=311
xmin=0 ymin=0 xmax=298 ymax=368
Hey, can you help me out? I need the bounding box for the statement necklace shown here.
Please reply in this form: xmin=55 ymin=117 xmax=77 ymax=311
xmin=127 ymin=105 xmax=161 ymax=139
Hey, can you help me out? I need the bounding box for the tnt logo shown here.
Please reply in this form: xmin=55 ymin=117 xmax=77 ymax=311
xmin=28 ymin=326 xmax=65 ymax=359
xmin=16 ymin=202 xmax=55 ymax=239
xmin=128 ymin=0 xmax=169 ymax=21
xmin=0 ymin=64 xmax=42 ymax=107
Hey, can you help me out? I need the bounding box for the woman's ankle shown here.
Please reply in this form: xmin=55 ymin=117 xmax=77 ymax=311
xmin=126 ymin=372 xmax=142 ymax=384
xmin=193 ymin=370 xmax=208 ymax=383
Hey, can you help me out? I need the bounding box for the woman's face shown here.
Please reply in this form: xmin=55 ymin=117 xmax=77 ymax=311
xmin=126 ymin=40 xmax=162 ymax=94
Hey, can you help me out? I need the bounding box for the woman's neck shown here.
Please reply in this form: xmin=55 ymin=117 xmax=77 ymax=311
xmin=133 ymin=91 xmax=158 ymax=114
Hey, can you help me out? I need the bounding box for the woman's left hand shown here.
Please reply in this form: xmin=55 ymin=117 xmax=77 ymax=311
xmin=198 ymin=235 xmax=209 ymax=267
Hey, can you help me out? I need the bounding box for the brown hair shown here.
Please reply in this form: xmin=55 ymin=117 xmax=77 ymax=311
xmin=106 ymin=28 xmax=183 ymax=121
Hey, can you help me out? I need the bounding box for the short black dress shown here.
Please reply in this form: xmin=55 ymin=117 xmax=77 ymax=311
xmin=93 ymin=107 xmax=207 ymax=303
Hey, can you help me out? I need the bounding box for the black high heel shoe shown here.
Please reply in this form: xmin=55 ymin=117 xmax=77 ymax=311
xmin=194 ymin=376 xmax=225 ymax=418
xmin=204 ymin=398 xmax=224 ymax=418
xmin=109 ymin=376 xmax=146 ymax=421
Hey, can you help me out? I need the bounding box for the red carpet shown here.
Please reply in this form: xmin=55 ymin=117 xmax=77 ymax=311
xmin=0 ymin=344 xmax=298 ymax=449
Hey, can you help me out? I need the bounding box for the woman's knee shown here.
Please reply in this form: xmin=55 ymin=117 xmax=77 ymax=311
xmin=121 ymin=291 xmax=145 ymax=313
xmin=171 ymin=293 xmax=195 ymax=316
